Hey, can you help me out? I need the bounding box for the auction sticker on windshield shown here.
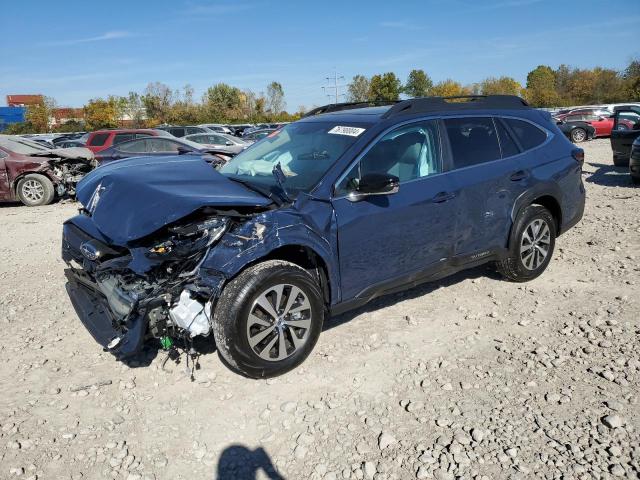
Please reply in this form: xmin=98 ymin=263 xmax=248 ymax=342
xmin=328 ymin=126 xmax=366 ymax=137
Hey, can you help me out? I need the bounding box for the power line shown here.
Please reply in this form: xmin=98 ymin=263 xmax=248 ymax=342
xmin=322 ymin=68 xmax=347 ymax=104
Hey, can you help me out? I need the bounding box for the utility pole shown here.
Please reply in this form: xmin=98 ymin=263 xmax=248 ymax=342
xmin=322 ymin=68 xmax=346 ymax=104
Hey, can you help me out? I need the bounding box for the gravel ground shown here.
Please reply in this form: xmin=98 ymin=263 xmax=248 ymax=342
xmin=0 ymin=139 xmax=638 ymax=480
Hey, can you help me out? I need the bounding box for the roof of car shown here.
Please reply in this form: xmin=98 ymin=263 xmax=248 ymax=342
xmin=90 ymin=128 xmax=160 ymax=134
xmin=299 ymin=95 xmax=531 ymax=124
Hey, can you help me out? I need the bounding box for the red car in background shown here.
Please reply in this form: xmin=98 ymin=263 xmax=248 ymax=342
xmin=558 ymin=112 xmax=634 ymax=137
xmin=85 ymin=129 xmax=171 ymax=153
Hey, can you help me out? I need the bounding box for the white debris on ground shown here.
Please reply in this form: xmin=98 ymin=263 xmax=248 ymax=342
xmin=0 ymin=139 xmax=638 ymax=479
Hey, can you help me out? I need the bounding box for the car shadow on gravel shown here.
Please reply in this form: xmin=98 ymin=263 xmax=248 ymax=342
xmin=326 ymin=264 xmax=497 ymax=330
xmin=585 ymin=162 xmax=636 ymax=188
xmin=215 ymin=444 xmax=284 ymax=479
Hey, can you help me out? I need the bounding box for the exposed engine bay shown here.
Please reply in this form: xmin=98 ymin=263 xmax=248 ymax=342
xmin=34 ymin=147 xmax=97 ymax=197
xmin=63 ymin=214 xmax=230 ymax=363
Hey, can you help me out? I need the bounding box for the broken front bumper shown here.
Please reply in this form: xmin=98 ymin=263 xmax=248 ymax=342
xmin=65 ymin=268 xmax=146 ymax=358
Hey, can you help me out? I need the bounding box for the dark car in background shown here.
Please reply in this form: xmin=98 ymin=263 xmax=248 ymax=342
xmin=555 ymin=118 xmax=596 ymax=143
xmin=0 ymin=135 xmax=95 ymax=206
xmin=62 ymin=95 xmax=585 ymax=378
xmin=610 ymin=106 xmax=640 ymax=166
xmin=95 ymin=135 xmax=232 ymax=164
xmin=629 ymin=137 xmax=640 ymax=184
xmin=86 ymin=129 xmax=170 ymax=153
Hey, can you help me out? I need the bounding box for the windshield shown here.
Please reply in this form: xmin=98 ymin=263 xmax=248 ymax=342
xmin=219 ymin=121 xmax=367 ymax=195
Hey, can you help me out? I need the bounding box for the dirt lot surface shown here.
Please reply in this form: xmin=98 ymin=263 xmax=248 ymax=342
xmin=0 ymin=139 xmax=638 ymax=480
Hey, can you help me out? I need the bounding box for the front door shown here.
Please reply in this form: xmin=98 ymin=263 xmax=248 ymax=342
xmin=332 ymin=119 xmax=458 ymax=300
xmin=611 ymin=108 xmax=640 ymax=162
xmin=0 ymin=150 xmax=11 ymax=200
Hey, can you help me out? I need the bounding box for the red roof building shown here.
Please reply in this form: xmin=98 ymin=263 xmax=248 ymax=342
xmin=6 ymin=95 xmax=44 ymax=107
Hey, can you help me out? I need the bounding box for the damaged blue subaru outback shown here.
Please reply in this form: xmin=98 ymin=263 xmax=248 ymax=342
xmin=62 ymin=95 xmax=585 ymax=378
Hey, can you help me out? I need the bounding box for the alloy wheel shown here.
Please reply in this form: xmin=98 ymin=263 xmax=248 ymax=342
xmin=246 ymin=283 xmax=312 ymax=361
xmin=520 ymin=218 xmax=551 ymax=271
xmin=21 ymin=179 xmax=45 ymax=202
xmin=572 ymin=129 xmax=586 ymax=142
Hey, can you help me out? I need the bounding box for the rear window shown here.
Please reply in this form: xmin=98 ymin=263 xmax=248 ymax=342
xmin=88 ymin=133 xmax=110 ymax=146
xmin=504 ymin=119 xmax=547 ymax=150
xmin=444 ymin=117 xmax=501 ymax=169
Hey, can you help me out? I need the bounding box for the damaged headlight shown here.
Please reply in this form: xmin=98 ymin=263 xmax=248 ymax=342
xmin=148 ymin=217 xmax=228 ymax=258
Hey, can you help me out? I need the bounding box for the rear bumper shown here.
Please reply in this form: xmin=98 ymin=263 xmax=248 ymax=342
xmin=65 ymin=268 xmax=146 ymax=358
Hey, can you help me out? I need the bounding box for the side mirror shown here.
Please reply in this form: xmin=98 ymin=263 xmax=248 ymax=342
xmin=177 ymin=146 xmax=191 ymax=155
xmin=347 ymin=172 xmax=399 ymax=202
xmin=225 ymin=141 xmax=234 ymax=146
xmin=598 ymin=116 xmax=606 ymax=121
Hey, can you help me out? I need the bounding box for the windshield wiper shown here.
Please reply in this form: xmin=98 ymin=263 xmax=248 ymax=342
xmin=226 ymin=176 xmax=284 ymax=207
xmin=271 ymin=163 xmax=292 ymax=204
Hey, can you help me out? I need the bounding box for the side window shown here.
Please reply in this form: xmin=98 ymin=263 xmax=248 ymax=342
xmin=117 ymin=139 xmax=147 ymax=153
xmin=88 ymin=133 xmax=109 ymax=146
xmin=212 ymin=135 xmax=227 ymax=144
xmin=504 ymin=119 xmax=547 ymax=151
xmin=0 ymin=149 xmax=7 ymax=159
xmin=135 ymin=132 xmax=152 ymax=139
xmin=148 ymin=139 xmax=180 ymax=153
xmin=495 ymin=119 xmax=520 ymax=158
xmin=444 ymin=117 xmax=501 ymax=169
xmin=113 ymin=133 xmax=135 ymax=145
xmin=170 ymin=127 xmax=185 ymax=137
xmin=336 ymin=120 xmax=441 ymax=195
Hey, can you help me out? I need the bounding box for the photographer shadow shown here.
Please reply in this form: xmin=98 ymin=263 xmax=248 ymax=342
xmin=215 ymin=445 xmax=284 ymax=480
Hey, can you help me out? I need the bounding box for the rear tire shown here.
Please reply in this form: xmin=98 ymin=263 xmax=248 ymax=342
xmin=613 ymin=156 xmax=629 ymax=167
xmin=213 ymin=260 xmax=325 ymax=378
xmin=570 ymin=128 xmax=587 ymax=143
xmin=17 ymin=174 xmax=55 ymax=207
xmin=497 ymin=205 xmax=556 ymax=282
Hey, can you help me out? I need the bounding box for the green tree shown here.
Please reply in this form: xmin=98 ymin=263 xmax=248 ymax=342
xmin=266 ymin=81 xmax=285 ymax=114
xmin=403 ymin=69 xmax=433 ymax=97
xmin=479 ymin=76 xmax=522 ymax=96
xmin=624 ymin=59 xmax=640 ymax=101
xmin=368 ymin=72 xmax=402 ymax=101
xmin=347 ymin=75 xmax=370 ymax=102
xmin=142 ymin=82 xmax=174 ymax=124
xmin=525 ymin=65 xmax=559 ymax=107
xmin=430 ymin=79 xmax=471 ymax=97
xmin=84 ymin=98 xmax=119 ymax=130
xmin=25 ymin=96 xmax=56 ymax=133
xmin=5 ymin=122 xmax=36 ymax=134
xmin=202 ymin=83 xmax=244 ymax=122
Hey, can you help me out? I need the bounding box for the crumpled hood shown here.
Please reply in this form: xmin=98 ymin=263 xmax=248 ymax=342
xmin=76 ymin=155 xmax=271 ymax=245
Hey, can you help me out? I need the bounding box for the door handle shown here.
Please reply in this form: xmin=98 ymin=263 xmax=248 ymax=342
xmin=510 ymin=170 xmax=529 ymax=181
xmin=431 ymin=191 xmax=456 ymax=203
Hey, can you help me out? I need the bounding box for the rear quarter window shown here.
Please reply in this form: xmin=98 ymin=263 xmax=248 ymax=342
xmin=113 ymin=133 xmax=135 ymax=145
xmin=88 ymin=133 xmax=110 ymax=146
xmin=504 ymin=119 xmax=547 ymax=151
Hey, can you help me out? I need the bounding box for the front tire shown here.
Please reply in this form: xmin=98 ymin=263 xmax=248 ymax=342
xmin=213 ymin=260 xmax=325 ymax=378
xmin=17 ymin=174 xmax=55 ymax=206
xmin=497 ymin=205 xmax=556 ymax=282
xmin=570 ymin=128 xmax=587 ymax=143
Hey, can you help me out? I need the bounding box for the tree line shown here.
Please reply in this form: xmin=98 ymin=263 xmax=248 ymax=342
xmin=7 ymin=80 xmax=301 ymax=134
xmin=7 ymin=59 xmax=640 ymax=134
xmin=348 ymin=59 xmax=640 ymax=107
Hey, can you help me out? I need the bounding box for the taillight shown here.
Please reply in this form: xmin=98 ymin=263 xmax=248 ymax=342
xmin=571 ymin=148 xmax=584 ymax=167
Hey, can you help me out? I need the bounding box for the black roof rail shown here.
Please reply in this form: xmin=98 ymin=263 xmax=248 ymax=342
xmin=302 ymin=100 xmax=399 ymax=118
xmin=381 ymin=95 xmax=530 ymax=119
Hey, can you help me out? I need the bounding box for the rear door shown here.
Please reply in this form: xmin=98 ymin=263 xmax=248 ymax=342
xmin=443 ymin=116 xmax=529 ymax=257
xmin=611 ymin=108 xmax=640 ymax=161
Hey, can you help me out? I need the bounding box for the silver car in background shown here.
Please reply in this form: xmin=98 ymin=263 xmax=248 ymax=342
xmin=183 ymin=132 xmax=251 ymax=154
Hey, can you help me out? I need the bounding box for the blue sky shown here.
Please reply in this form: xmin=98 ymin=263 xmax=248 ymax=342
xmin=1 ymin=0 xmax=638 ymax=110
